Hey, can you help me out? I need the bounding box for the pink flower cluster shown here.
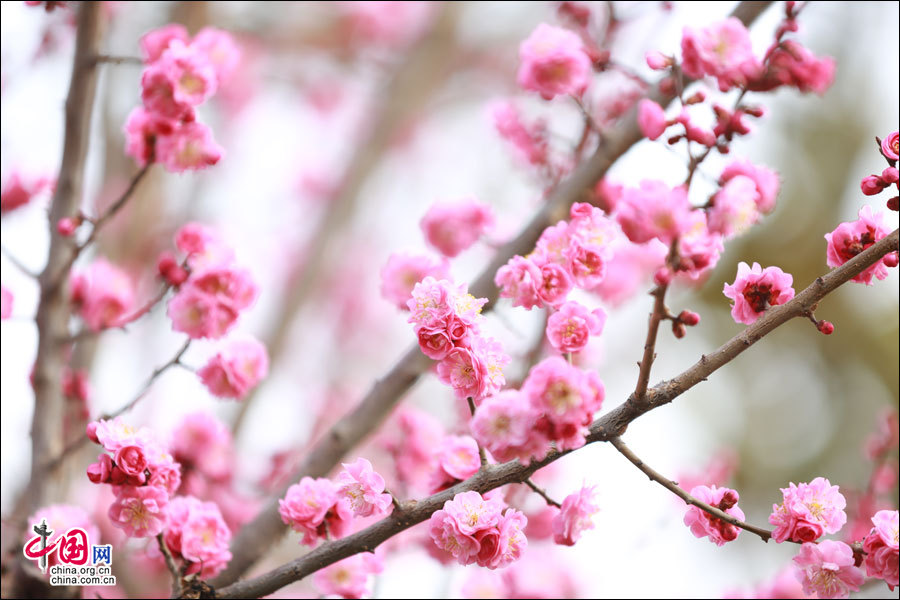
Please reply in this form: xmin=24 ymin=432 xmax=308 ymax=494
xmin=125 ymin=25 xmax=239 ymax=172
xmin=380 ymin=251 xmax=449 ymax=310
xmin=862 ymin=510 xmax=899 ymax=590
xmin=517 ymin=23 xmax=591 ymax=100
xmin=681 ymin=18 xmax=762 ymax=92
xmin=313 ymin=552 xmax=385 ymax=600
xmin=545 ymin=300 xmax=606 ymax=353
xmin=429 ymin=491 xmax=527 ymax=569
xmin=683 ymin=485 xmax=745 ymax=546
xmin=792 ymin=540 xmax=864 ymax=599
xmin=757 ymin=40 xmax=836 ymax=96
xmin=825 ymin=206 xmax=896 ymax=285
xmin=723 ymin=262 xmax=795 ymax=325
xmin=278 ymin=477 xmax=352 ymax=547
xmin=420 ymin=198 xmax=495 ymax=258
xmin=615 ymin=180 xmax=692 ymax=245
xmin=163 ymin=495 xmax=232 ymax=577
xmin=1 ymin=170 xmax=53 ymax=214
xmin=336 ymin=457 xmax=393 ymax=518
xmin=198 ymin=336 xmax=269 ymax=400
xmin=70 ymin=258 xmax=136 ymax=332
xmin=769 ymin=477 xmax=847 ymax=544
xmin=496 ymin=202 xmax=614 ymax=309
xmin=552 ymin=485 xmax=600 ymax=546
xmin=166 ymin=223 xmax=258 ymax=339
xmin=408 ymin=277 xmax=509 ymax=403
xmin=86 ymin=418 xmax=181 ymax=538
xmin=471 ymin=356 xmax=604 ymax=464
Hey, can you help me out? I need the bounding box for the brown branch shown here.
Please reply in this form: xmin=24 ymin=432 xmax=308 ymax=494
xmin=609 ymin=436 xmax=774 ymax=541
xmin=523 ymin=478 xmax=561 ymax=508
xmin=4 ymin=2 xmax=105 ymax=564
xmin=157 ymin=533 xmax=183 ymax=597
xmin=633 ymin=283 xmax=669 ymax=401
xmin=467 ymin=397 xmax=488 ymax=467
xmin=212 ymin=2 xmax=775 ymax=586
xmin=214 ymin=226 xmax=895 ymax=600
xmin=92 ymin=54 xmax=143 ymax=66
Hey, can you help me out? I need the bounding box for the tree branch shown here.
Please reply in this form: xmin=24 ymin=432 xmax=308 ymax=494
xmin=213 ymin=226 xmax=895 ymax=600
xmin=523 ymin=478 xmax=561 ymax=508
xmin=633 ymin=283 xmax=668 ymax=401
xmin=212 ymin=1 xmax=775 ymax=586
xmin=157 ymin=533 xmax=183 ymax=597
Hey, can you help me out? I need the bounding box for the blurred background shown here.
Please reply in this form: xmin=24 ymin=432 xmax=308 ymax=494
xmin=1 ymin=1 xmax=897 ymax=598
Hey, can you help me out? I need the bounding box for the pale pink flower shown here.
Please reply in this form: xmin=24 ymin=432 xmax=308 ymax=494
xmin=552 ymin=485 xmax=600 ymax=546
xmin=681 ymin=18 xmax=763 ymax=91
xmin=155 ymin=121 xmax=223 ymax=173
xmin=175 ymin=222 xmax=235 ymax=270
xmin=563 ymin=236 xmax=610 ymax=289
xmin=683 ymin=485 xmax=745 ymax=546
xmin=546 ymin=301 xmax=606 ymax=353
xmin=93 ymin=417 xmax=149 ymax=453
xmin=336 ymin=457 xmax=393 ymax=518
xmin=517 ymin=23 xmax=591 ymax=100
xmin=171 ymin=412 xmax=234 ymax=482
xmin=420 ymin=199 xmax=495 ymax=258
xmin=336 ymin=1 xmax=433 ymax=49
xmin=792 ymin=540 xmax=864 ymax=599
xmin=157 ymin=40 xmax=218 ymax=108
xmin=615 ymin=180 xmax=692 ymax=245
xmin=882 ymin=131 xmax=899 ymax=161
xmin=279 ymin=477 xmax=352 ymax=547
xmin=198 ymin=337 xmax=269 ymax=400
xmin=108 ymin=485 xmax=168 ymax=538
xmin=824 ymin=206 xmax=894 ymax=285
xmin=720 ymin=160 xmax=780 ymax=214
xmin=470 ymin=390 xmax=545 ymax=465
xmin=862 ymin=510 xmax=899 ymax=589
xmin=380 ymin=252 xmax=450 ymax=310
xmin=139 ymin=24 xmax=189 ymax=63
xmin=637 ymin=99 xmax=667 ymax=140
xmin=723 ymin=262 xmax=795 ymax=325
xmin=495 ymin=255 xmax=544 ymax=310
xmin=1 ymin=286 xmax=12 ymax=320
xmin=592 ymin=239 xmax=667 ymax=307
xmin=491 ymin=100 xmax=549 ymax=166
xmin=472 ymin=335 xmax=510 ymax=399
xmin=70 ymin=258 xmax=135 ymax=332
xmin=164 ymin=496 xmax=232 ymax=578
xmin=769 ymin=477 xmax=847 ymax=544
xmin=533 ymin=221 xmax=571 ymax=264
xmin=313 ymin=552 xmax=384 ymax=599
xmin=437 ymin=346 xmax=489 ymax=401
xmin=430 ymin=435 xmax=481 ymax=492
xmin=382 ymin=408 xmax=444 ymax=495
xmin=24 ymin=505 xmax=100 ymax=571
xmin=191 ymin=27 xmax=241 ymax=85
xmin=672 ymin=212 xmax=724 ymax=280
xmin=479 ymin=509 xmax=528 ymax=570
xmin=708 ymin=175 xmax=761 ymax=238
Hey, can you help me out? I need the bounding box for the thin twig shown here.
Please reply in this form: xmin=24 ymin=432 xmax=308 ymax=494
xmin=523 ymin=478 xmax=561 ymax=508
xmin=92 ymin=54 xmax=143 ymax=66
xmin=609 ymin=436 xmax=774 ymax=541
xmin=1 ymin=245 xmax=38 ymax=279
xmin=62 ymin=279 xmax=174 ymax=344
xmin=632 ymin=283 xmax=668 ymax=402
xmin=156 ymin=533 xmax=182 ymax=597
xmin=467 ymin=397 xmax=488 ymax=467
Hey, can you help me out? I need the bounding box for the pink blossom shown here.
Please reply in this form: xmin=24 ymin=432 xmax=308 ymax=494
xmin=279 ymin=477 xmax=352 ymax=546
xmin=674 ymin=214 xmax=724 ymax=280
xmin=336 ymin=1 xmax=433 ymax=49
xmin=70 ymin=258 xmax=135 ymax=332
xmin=164 ymin=495 xmax=232 ymax=578
xmin=139 ymin=24 xmax=189 ymax=63
xmin=313 ymin=552 xmax=384 ymax=599
xmin=615 ymin=180 xmax=692 ymax=245
xmin=407 ymin=277 xmax=481 ymax=330
xmin=171 ymin=412 xmax=234 ymax=482
xmin=123 ymin=106 xmax=177 ymax=167
xmin=1 ymin=171 xmax=52 ymax=214
xmin=862 ymin=510 xmax=899 ymax=589
xmin=495 ymin=255 xmax=544 ymax=310
xmin=420 ymin=199 xmax=495 ymax=258
xmin=191 ymin=27 xmax=241 ymax=85
xmin=882 ymin=131 xmax=899 ymax=161
xmin=723 ymin=262 xmax=795 ymax=325
xmin=93 ymin=417 xmax=149 ymax=453
xmin=552 ymin=485 xmax=600 ymax=546
xmin=708 ymin=175 xmax=761 ymax=238
xmin=535 ymin=261 xmax=574 ymax=307
xmin=546 ymin=301 xmax=606 ymax=353
xmin=380 ymin=252 xmax=450 ymax=310
xmin=824 ymin=206 xmax=894 ymax=285
xmin=155 ymin=121 xmax=223 ymax=173
xmin=645 ymin=51 xmax=672 ymax=70
xmin=1 ymin=286 xmax=12 ymax=320
xmin=593 ymin=238 xmax=667 ymax=306
xmin=198 ymin=337 xmax=269 ymax=400
xmin=175 ymin=222 xmax=235 ymax=270
xmin=521 ymin=357 xmax=604 ymax=451
xmin=792 ymin=540 xmax=864 ymax=599
xmin=336 ymin=457 xmax=393 ymax=518
xmin=108 ymin=485 xmax=168 ymax=538
xmin=761 ymin=41 xmax=835 ymax=96
xmin=720 ymin=160 xmax=780 ymax=214
xmin=517 ymin=23 xmax=591 ymax=100
xmin=87 ymin=453 xmax=113 ymax=484
xmin=637 ymin=99 xmax=667 ymax=140
xmin=140 ymin=62 xmax=194 ymax=121
xmin=769 ymin=477 xmax=847 ymax=544
xmin=860 ymin=175 xmax=885 ymax=196
xmin=114 ymin=445 xmax=148 ymax=478
xmin=168 ymin=265 xmax=257 ymax=339
xmin=24 ymin=505 xmax=100 ymax=571
xmin=382 ymin=408 xmax=444 ymax=494
xmin=430 ymin=491 xmax=525 ymax=569
xmin=155 ymin=40 xmax=218 ymax=108
xmin=470 ymin=390 xmax=545 ymax=465
xmin=683 ymin=485 xmax=745 ymax=546
xmin=430 ymin=436 xmax=481 ymax=492
xmin=491 ymin=100 xmax=549 ymax=166
xmin=681 ymin=18 xmax=762 ymax=92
